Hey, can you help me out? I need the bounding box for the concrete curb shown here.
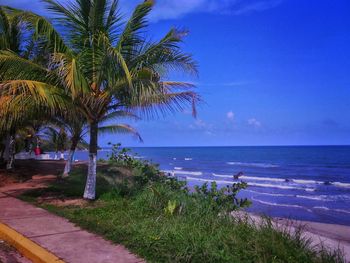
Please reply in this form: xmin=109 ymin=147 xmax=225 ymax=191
xmin=0 ymin=222 xmax=65 ymax=263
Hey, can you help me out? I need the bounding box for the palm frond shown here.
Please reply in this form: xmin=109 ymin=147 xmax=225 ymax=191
xmin=0 ymin=79 xmax=69 ymax=110
xmin=0 ymin=50 xmax=49 ymax=80
xmin=50 ymin=52 xmax=90 ymax=97
xmin=116 ymin=0 xmax=153 ymax=56
xmin=98 ymin=124 xmax=143 ymax=142
xmin=100 ymin=110 xmax=140 ymax=123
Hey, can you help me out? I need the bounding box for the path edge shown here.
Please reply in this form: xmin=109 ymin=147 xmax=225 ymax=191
xmin=0 ymin=221 xmax=65 ymax=263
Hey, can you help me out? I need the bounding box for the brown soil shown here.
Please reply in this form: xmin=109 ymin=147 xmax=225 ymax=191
xmin=37 ymin=197 xmax=89 ymax=207
xmin=0 ymin=160 xmax=86 ymax=197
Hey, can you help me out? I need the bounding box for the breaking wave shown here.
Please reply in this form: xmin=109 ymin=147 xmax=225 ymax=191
xmin=186 ymin=177 xmax=315 ymax=191
xmin=332 ymin=182 xmax=350 ymax=188
xmin=212 ymin=173 xmax=349 ymax=189
xmin=226 ymin=162 xmax=279 ymax=168
xmin=313 ymin=206 xmax=350 ymax=214
xmin=251 ymin=197 xmax=312 ymax=212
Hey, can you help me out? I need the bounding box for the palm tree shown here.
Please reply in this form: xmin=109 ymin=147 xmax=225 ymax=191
xmin=0 ymin=6 xmax=65 ymax=167
xmin=44 ymin=126 xmax=68 ymax=159
xmin=0 ymin=0 xmax=199 ymax=200
xmin=55 ymin=109 xmax=142 ymax=177
xmin=0 ymin=6 xmax=27 ymax=168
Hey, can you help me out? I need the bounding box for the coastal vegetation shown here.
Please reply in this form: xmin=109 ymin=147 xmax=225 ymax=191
xmin=20 ymin=146 xmax=344 ymax=263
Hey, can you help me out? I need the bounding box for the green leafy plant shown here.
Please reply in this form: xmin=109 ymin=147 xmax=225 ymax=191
xmin=194 ymin=181 xmax=251 ymax=214
xmin=164 ymin=200 xmax=179 ymax=216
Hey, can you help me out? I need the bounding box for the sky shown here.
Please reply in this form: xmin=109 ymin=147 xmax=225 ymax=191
xmin=2 ymin=0 xmax=350 ymax=146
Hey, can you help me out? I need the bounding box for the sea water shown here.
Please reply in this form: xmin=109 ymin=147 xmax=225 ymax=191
xmin=71 ymin=146 xmax=350 ymax=226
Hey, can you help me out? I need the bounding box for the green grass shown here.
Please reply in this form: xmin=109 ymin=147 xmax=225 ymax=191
xmin=21 ymin=165 xmax=344 ymax=263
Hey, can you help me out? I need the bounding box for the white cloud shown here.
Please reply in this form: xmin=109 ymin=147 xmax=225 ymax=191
xmin=147 ymin=0 xmax=284 ymax=22
xmin=189 ymin=119 xmax=215 ymax=135
xmin=232 ymin=0 xmax=283 ymax=15
xmin=247 ymin=118 xmax=261 ymax=127
xmin=227 ymin=111 xmax=235 ymax=121
xmin=4 ymin=0 xmax=283 ymax=23
xmin=190 ymin=119 xmax=208 ymax=129
xmin=148 ymin=0 xmax=205 ymax=21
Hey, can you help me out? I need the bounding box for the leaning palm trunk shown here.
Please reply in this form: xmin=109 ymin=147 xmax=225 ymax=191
xmin=83 ymin=122 xmax=98 ymax=200
xmin=63 ymin=138 xmax=79 ymax=177
xmin=6 ymin=135 xmax=15 ymax=170
xmin=3 ymin=134 xmax=11 ymax=162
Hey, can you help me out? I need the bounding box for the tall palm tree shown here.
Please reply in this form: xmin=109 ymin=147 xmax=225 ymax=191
xmin=54 ymin=109 xmax=142 ymax=177
xmin=0 ymin=6 xmax=65 ymax=167
xmin=0 ymin=0 xmax=199 ymax=199
xmin=0 ymin=6 xmax=27 ymax=168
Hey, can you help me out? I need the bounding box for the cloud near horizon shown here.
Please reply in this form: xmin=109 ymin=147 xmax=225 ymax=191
xmin=247 ymin=118 xmax=262 ymax=128
xmin=227 ymin=111 xmax=235 ymax=121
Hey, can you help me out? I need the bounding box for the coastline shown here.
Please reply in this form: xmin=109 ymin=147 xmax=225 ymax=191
xmin=1 ymin=159 xmax=350 ymax=261
xmin=234 ymin=211 xmax=350 ymax=262
xmin=0 ymin=160 xmax=350 ymax=262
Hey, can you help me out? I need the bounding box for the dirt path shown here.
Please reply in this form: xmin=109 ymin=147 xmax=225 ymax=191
xmin=0 ymin=160 xmax=85 ymax=196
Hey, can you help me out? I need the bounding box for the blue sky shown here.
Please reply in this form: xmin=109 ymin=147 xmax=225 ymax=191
xmin=2 ymin=0 xmax=350 ymax=146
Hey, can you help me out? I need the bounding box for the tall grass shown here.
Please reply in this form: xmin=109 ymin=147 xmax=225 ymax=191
xmin=21 ymin=147 xmax=344 ymax=263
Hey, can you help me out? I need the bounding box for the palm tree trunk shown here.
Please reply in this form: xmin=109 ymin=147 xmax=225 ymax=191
xmin=3 ymin=134 xmax=10 ymax=162
xmin=63 ymin=137 xmax=79 ymax=177
xmin=83 ymin=121 xmax=98 ymax=200
xmin=6 ymin=135 xmax=15 ymax=170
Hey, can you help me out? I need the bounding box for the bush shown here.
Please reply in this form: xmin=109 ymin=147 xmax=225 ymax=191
xmin=105 ymin=143 xmax=250 ymax=216
xmin=21 ymin=149 xmax=344 ymax=263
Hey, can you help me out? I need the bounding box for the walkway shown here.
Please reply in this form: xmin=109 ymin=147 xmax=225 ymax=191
xmin=0 ymin=192 xmax=144 ymax=263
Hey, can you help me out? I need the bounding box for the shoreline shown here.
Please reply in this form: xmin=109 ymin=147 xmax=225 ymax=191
xmin=1 ymin=159 xmax=350 ymax=261
xmin=234 ymin=212 xmax=350 ymax=261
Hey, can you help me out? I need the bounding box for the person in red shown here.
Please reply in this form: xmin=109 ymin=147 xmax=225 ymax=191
xmin=34 ymin=137 xmax=41 ymax=156
xmin=34 ymin=146 xmax=41 ymax=156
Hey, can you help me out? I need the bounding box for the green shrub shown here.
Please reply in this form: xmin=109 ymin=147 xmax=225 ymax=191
xmin=20 ymin=146 xmax=344 ymax=263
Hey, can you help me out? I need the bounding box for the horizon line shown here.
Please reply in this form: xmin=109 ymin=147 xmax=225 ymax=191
xmin=101 ymin=144 xmax=350 ymax=148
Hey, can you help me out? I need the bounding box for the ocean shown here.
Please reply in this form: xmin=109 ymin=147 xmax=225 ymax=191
xmin=71 ymin=146 xmax=350 ymax=226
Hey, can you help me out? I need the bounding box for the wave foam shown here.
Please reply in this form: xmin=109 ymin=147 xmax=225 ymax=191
xmin=296 ymin=195 xmax=327 ymax=201
xmin=313 ymin=206 xmax=350 ymax=214
xmin=241 ymin=175 xmax=285 ymax=182
xmin=173 ymin=170 xmax=202 ymax=176
xmin=252 ymin=197 xmax=312 ymax=212
xmin=249 ymin=182 xmax=315 ymax=192
xmin=226 ymin=162 xmax=279 ymax=168
xmin=332 ymin=182 xmax=350 ymax=188
xmin=244 ymin=189 xmax=293 ymax=197
xmin=174 ymin=167 xmax=183 ymax=170
xmin=185 ymin=158 xmax=192 ymax=161
xmin=186 ymin=177 xmax=315 ymax=192
xmin=186 ymin=177 xmax=232 ymax=184
xmin=242 ymin=190 xmax=350 ymax=203
xmin=293 ymin=179 xmax=323 ymax=185
xmin=213 ymin=174 xmax=286 ymax=182
xmin=212 ymin=173 xmax=232 ymax=178
xmin=213 ymin=174 xmax=349 ymax=190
